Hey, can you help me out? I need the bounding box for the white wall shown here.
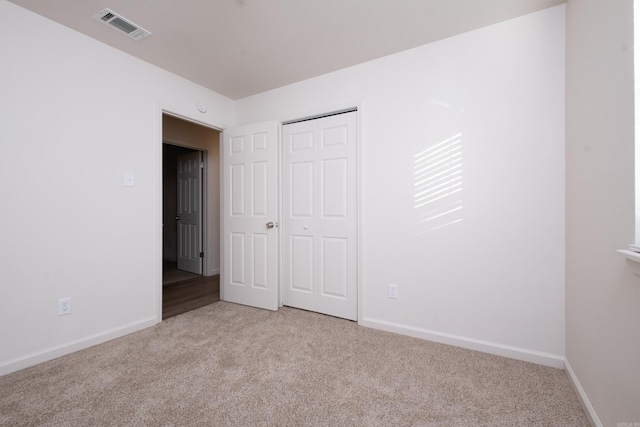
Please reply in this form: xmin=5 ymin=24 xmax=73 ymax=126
xmin=238 ymin=6 xmax=566 ymax=367
xmin=0 ymin=0 xmax=234 ymax=375
xmin=5 ymin=1 xmax=638 ymax=420
xmin=566 ymin=0 xmax=640 ymax=425
xmin=0 ymin=0 xmax=569 ymax=378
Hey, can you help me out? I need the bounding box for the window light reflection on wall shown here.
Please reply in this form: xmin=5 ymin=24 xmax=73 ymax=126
xmin=414 ymin=133 xmax=463 ymax=234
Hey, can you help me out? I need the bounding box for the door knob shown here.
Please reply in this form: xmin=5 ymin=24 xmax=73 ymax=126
xmin=175 ymin=216 xmax=180 ymax=221
xmin=266 ymin=221 xmax=277 ymax=229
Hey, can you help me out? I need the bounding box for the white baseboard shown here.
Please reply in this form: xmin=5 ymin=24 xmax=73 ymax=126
xmin=564 ymin=359 xmax=601 ymax=427
xmin=0 ymin=316 xmax=158 ymax=377
xmin=207 ymin=268 xmax=220 ymax=276
xmin=359 ymin=316 xmax=565 ymax=368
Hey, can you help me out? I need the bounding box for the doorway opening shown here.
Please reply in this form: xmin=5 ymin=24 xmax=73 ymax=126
xmin=162 ymin=113 xmax=221 ymax=319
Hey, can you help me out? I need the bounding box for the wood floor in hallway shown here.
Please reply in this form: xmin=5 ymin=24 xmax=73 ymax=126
xmin=162 ymin=274 xmax=220 ymax=320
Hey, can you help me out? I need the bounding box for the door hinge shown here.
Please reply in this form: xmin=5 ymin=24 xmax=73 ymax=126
xmin=199 ymin=251 xmax=204 ymax=258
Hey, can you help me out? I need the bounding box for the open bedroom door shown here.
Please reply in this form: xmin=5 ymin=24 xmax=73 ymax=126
xmin=221 ymin=122 xmax=279 ymax=311
xmin=176 ymin=150 xmax=203 ymax=275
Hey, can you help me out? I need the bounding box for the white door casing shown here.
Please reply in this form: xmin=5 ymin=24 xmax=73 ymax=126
xmin=222 ymin=122 xmax=279 ymax=311
xmin=282 ymin=111 xmax=358 ymax=320
xmin=177 ymin=150 xmax=203 ymax=274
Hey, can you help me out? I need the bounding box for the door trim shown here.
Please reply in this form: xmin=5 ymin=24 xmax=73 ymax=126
xmin=281 ymin=107 xmax=357 ymax=125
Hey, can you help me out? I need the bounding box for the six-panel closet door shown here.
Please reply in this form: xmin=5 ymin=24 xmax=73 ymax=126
xmin=282 ymin=111 xmax=357 ymax=321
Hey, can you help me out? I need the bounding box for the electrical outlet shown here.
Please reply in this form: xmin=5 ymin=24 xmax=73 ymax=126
xmin=58 ymin=297 xmax=72 ymax=316
xmin=388 ymin=284 xmax=398 ymax=299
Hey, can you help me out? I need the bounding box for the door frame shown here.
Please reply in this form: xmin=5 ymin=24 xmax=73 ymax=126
xmin=158 ymin=109 xmax=223 ymax=321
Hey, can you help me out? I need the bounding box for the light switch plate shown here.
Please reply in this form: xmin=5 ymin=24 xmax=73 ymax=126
xmin=124 ymin=172 xmax=135 ymax=187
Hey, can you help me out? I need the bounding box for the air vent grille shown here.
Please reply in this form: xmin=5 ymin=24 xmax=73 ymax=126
xmin=100 ymin=12 xmax=115 ymax=21
xmin=93 ymin=8 xmax=151 ymax=41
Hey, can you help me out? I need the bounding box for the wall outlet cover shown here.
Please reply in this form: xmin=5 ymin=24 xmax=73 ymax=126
xmin=388 ymin=284 xmax=398 ymax=299
xmin=58 ymin=297 xmax=72 ymax=316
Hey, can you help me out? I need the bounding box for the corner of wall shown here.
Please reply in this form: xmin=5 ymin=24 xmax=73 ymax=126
xmin=564 ymin=359 xmax=602 ymax=427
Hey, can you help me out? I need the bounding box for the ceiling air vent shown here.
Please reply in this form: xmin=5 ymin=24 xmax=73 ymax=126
xmin=93 ymin=8 xmax=151 ymax=40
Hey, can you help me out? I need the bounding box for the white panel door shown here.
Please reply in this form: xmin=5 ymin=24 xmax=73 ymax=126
xmin=177 ymin=150 xmax=203 ymax=274
xmin=283 ymin=111 xmax=357 ymax=320
xmin=222 ymin=122 xmax=278 ymax=311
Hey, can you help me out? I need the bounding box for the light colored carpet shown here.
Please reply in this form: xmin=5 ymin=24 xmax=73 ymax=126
xmin=0 ymin=302 xmax=589 ymax=426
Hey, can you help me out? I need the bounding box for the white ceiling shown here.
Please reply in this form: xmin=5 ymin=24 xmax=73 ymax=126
xmin=9 ymin=0 xmax=565 ymax=100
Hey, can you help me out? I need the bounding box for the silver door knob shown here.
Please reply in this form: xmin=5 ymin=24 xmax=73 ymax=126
xmin=266 ymin=221 xmax=275 ymax=229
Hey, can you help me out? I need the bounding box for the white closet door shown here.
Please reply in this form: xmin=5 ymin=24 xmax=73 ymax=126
xmin=221 ymin=122 xmax=278 ymax=311
xmin=283 ymin=111 xmax=357 ymax=320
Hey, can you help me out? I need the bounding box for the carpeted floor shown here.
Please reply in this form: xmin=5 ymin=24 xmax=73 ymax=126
xmin=0 ymin=302 xmax=590 ymax=426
